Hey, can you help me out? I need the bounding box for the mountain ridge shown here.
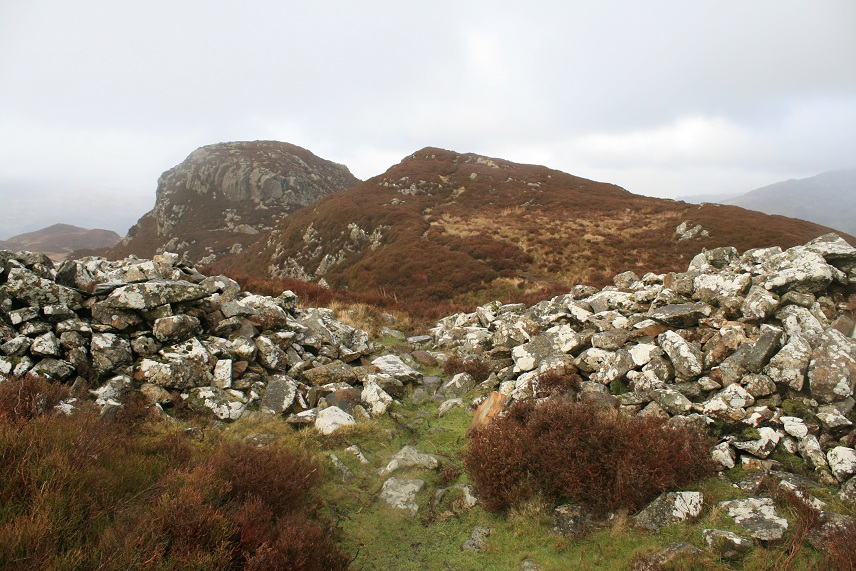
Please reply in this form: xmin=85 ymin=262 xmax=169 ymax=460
xmin=225 ymin=146 xmax=852 ymax=307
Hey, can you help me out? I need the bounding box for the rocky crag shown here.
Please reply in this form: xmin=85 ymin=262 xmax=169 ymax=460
xmin=111 ymin=141 xmax=360 ymax=263
xmin=2 ymin=233 xmax=856 ymax=566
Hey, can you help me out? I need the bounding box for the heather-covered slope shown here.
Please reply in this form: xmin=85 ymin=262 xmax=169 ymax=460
xmin=111 ymin=141 xmax=360 ymax=262
xmin=230 ymin=147 xmax=850 ymax=306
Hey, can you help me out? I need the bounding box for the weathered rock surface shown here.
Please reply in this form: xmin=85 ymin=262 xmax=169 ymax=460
xmin=111 ymin=141 xmax=360 ymax=262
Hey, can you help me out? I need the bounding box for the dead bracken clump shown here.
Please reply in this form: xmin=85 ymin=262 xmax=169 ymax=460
xmin=464 ymin=398 xmax=716 ymax=515
xmin=0 ymin=374 xmax=71 ymax=425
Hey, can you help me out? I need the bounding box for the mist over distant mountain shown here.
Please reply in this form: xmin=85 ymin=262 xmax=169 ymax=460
xmin=720 ymin=169 xmax=856 ymax=236
xmin=0 ymin=223 xmax=121 ymax=260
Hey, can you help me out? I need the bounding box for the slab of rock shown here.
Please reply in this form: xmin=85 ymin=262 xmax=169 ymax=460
xmin=658 ymin=330 xmax=703 ymax=379
xmin=378 ymin=477 xmax=424 ymax=516
xmin=378 ymin=445 xmax=439 ymax=477
xmin=634 ymin=491 xmax=703 ymax=531
xmin=631 ymin=542 xmax=702 ymax=571
xmin=648 ymin=302 xmax=712 ymax=328
xmin=187 ymin=387 xmax=247 ymax=420
xmin=259 ymin=375 xmax=298 ymax=415
xmin=469 ymin=391 xmax=507 ymax=432
xmin=807 ymin=329 xmax=856 ymax=403
xmin=315 ymin=406 xmax=355 ymax=435
xmin=152 ymin=315 xmax=201 ymax=342
xmin=719 ymin=497 xmax=788 ymax=541
xmin=442 ymin=372 xmax=476 ymax=397
xmin=361 ymin=376 xmax=393 ymax=416
xmin=102 ymin=280 xmax=208 ymax=310
xmin=371 ymin=354 xmax=422 ymax=384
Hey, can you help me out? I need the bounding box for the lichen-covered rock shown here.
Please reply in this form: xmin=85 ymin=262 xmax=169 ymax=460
xmin=702 ymin=529 xmax=753 ymax=561
xmin=808 ymin=329 xmax=856 ymax=403
xmin=764 ymin=334 xmax=812 ymax=391
xmin=371 ymin=354 xmax=422 ymax=384
xmin=259 ymin=375 xmax=298 ymax=415
xmin=634 ymin=491 xmax=703 ymax=531
xmin=90 ymin=333 xmax=133 ymax=374
xmin=719 ymin=497 xmax=788 ymax=541
xmin=378 ymin=477 xmax=424 ymax=516
xmin=5 ymin=267 xmax=83 ymax=309
xmin=658 ymin=330 xmax=703 ymax=379
xmin=553 ymin=504 xmax=590 ymax=536
xmin=101 ymin=280 xmax=208 ymax=310
xmin=377 ymin=446 xmax=439 ymax=477
xmin=361 ymin=376 xmax=394 ymax=416
xmin=152 ymin=314 xmax=201 ymax=342
xmin=187 ymin=387 xmax=247 ymax=420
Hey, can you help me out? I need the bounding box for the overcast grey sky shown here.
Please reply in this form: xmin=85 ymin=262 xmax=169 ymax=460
xmin=1 ymin=0 xmax=854 ymax=239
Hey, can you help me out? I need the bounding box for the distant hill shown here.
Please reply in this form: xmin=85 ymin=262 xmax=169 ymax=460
xmin=110 ymin=141 xmax=360 ymax=262
xmin=0 ymin=224 xmax=121 ymax=260
xmin=225 ymin=147 xmax=850 ymax=307
xmin=722 ymin=169 xmax=856 ymax=235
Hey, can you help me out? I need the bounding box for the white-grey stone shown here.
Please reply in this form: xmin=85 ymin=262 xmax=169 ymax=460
xmin=315 ymin=405 xmax=355 ymax=435
xmin=827 ymin=446 xmax=856 ymax=482
xmin=378 ymin=477 xmax=425 ymax=516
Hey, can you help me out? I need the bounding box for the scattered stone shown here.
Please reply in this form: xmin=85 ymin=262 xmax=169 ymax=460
xmin=702 ymin=529 xmax=753 ymax=561
xmin=553 ymin=503 xmax=590 ymax=536
xmin=378 ymin=477 xmax=424 ymax=516
xmin=461 ymin=526 xmax=492 ymax=552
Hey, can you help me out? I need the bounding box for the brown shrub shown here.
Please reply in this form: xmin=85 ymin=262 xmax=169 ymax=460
xmin=443 ymin=355 xmax=492 ymax=383
xmin=533 ymin=366 xmax=581 ymax=398
xmin=245 ymin=513 xmax=350 ymax=571
xmin=214 ymin=443 xmax=323 ymax=516
xmin=821 ymin=517 xmax=856 ymax=571
xmin=0 ymin=374 xmax=71 ymax=425
xmin=464 ymin=398 xmax=716 ymax=515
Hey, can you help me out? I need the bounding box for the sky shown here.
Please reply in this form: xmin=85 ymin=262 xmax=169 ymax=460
xmin=1 ymin=1 xmax=855 ymax=239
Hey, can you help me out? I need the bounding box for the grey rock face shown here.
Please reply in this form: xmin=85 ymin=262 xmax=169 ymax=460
xmin=114 ymin=141 xmax=360 ymax=261
xmin=808 ymin=329 xmax=856 ymax=403
xmin=259 ymin=375 xmax=298 ymax=415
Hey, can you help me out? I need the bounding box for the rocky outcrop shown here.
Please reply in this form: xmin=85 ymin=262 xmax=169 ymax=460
xmin=431 ymin=233 xmax=856 ymax=498
xmin=111 ymin=141 xmax=359 ymax=263
xmin=0 ymin=249 xmax=379 ymax=423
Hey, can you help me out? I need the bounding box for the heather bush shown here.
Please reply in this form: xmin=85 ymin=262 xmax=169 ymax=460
xmin=443 ymin=355 xmax=492 ymax=383
xmin=533 ymin=366 xmax=581 ymax=398
xmin=214 ymin=443 xmax=323 ymax=516
xmin=0 ymin=375 xmax=350 ymax=570
xmin=0 ymin=374 xmax=71 ymax=425
xmin=464 ymin=398 xmax=716 ymax=515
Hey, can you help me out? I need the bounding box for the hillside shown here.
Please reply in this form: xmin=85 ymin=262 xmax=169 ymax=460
xmin=110 ymin=141 xmax=360 ymax=262
xmin=2 ymin=234 xmax=856 ymax=569
xmin=228 ymin=147 xmax=851 ymax=306
xmin=0 ymin=223 xmax=121 ymax=260
xmin=723 ymin=169 xmax=856 ymax=235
